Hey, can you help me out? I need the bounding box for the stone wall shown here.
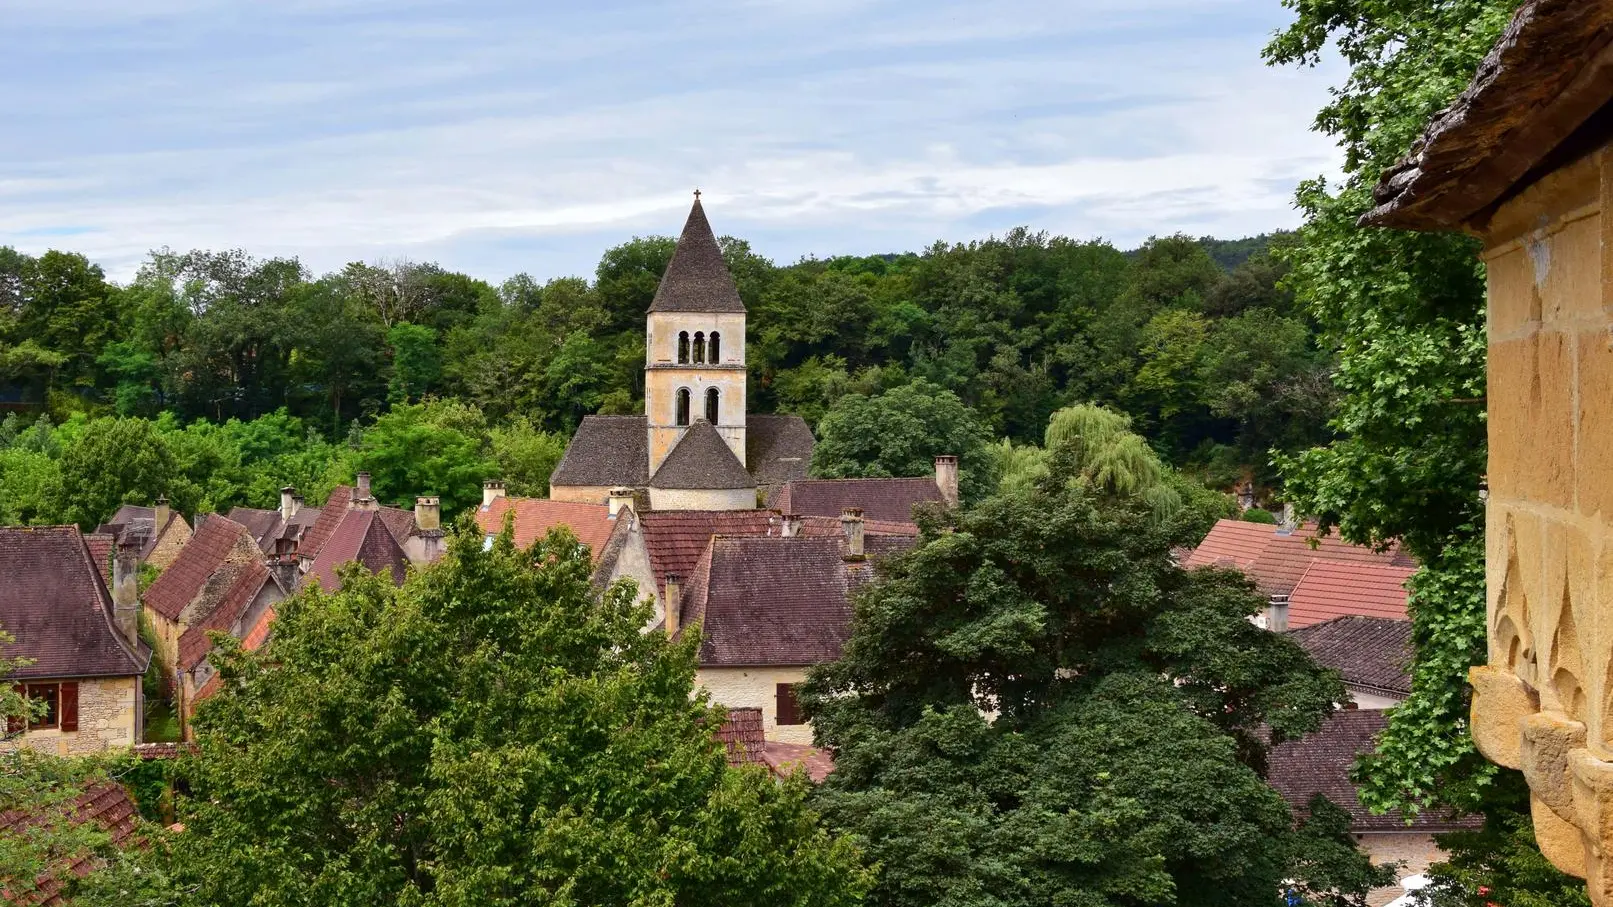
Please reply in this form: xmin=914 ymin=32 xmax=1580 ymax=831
xmin=550 ymin=484 xmax=615 ymax=506
xmin=647 ymin=486 xmax=756 ymax=512
xmin=1358 ymin=832 xmax=1445 ymax=907
xmin=0 ymin=676 xmax=140 ymax=755
xmin=1471 ymin=145 xmax=1613 ymax=898
xmin=696 ymin=666 xmax=813 ymax=745
xmin=146 ymin=519 xmax=192 ymax=571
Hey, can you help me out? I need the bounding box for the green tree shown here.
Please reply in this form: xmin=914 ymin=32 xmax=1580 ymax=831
xmin=170 ymin=522 xmax=872 ymax=907
xmin=387 ymin=322 xmax=442 ymax=404
xmin=489 ymin=417 xmax=568 ymax=497
xmin=58 ymin=416 xmax=179 ymax=529
xmin=355 ymin=400 xmax=496 ymax=515
xmin=811 ymin=378 xmax=994 ymax=499
xmin=803 ymin=443 xmax=1382 ymax=907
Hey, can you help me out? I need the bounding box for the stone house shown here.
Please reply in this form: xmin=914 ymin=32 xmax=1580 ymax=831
xmin=303 ymin=506 xmax=410 ymax=593
xmin=1361 ymin=1 xmax=1613 ymax=897
xmin=95 ymin=498 xmax=192 ymax=571
xmin=0 ymin=526 xmax=150 ymax=755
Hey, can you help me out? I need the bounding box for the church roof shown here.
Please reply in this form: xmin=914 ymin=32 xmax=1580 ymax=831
xmin=746 ymin=414 xmax=815 ymax=488
xmin=647 ymin=197 xmax=746 ymax=314
xmin=549 ymin=415 xmax=652 ymax=489
xmin=650 ymin=420 xmax=756 ymax=490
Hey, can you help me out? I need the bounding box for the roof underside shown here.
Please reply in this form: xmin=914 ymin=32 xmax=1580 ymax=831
xmin=1366 ymin=0 xmax=1613 ymax=230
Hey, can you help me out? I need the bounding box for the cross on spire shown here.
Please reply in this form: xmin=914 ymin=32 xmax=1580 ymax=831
xmin=693 ymin=188 xmax=701 ymax=200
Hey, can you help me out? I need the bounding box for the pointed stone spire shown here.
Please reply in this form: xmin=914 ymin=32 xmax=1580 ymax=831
xmin=647 ymin=193 xmax=746 ymax=314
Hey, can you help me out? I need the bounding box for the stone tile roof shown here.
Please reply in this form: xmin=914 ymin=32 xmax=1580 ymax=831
xmin=768 ymin=477 xmax=944 ymax=524
xmin=96 ymin=504 xmax=184 ymax=561
xmin=1268 ymin=710 xmax=1477 ymax=832
xmin=1288 ymin=561 xmax=1415 ymax=629
xmin=746 ymin=414 xmax=815 ymax=489
xmin=0 ymin=527 xmax=149 ymax=680
xmin=649 ymin=420 xmax=755 ymax=490
xmin=83 ymin=533 xmax=114 ymax=588
xmin=226 ymin=506 xmax=283 ymax=552
xmin=680 ymin=534 xmax=915 ymax=667
xmin=305 ymin=509 xmax=409 ymax=592
xmin=175 ymin=560 xmax=275 ymax=671
xmin=761 ymin=743 xmax=834 ymax=783
xmin=647 ymin=197 xmax=746 ymax=314
xmin=143 ymin=516 xmax=261 ymax=623
xmin=474 ymin=497 xmax=616 ymax=560
xmin=1288 ymin=616 xmax=1413 ymax=698
xmin=549 ymin=415 xmax=651 ymax=489
xmin=0 ymin=780 xmax=140 ymax=906
xmin=133 ymin=742 xmax=197 ymax=759
xmin=377 ymin=505 xmax=419 ymax=546
xmin=1365 ymin=0 xmax=1613 ymax=230
xmin=295 ymin=486 xmax=354 ymax=564
xmin=716 ymin=706 xmax=766 ymax=767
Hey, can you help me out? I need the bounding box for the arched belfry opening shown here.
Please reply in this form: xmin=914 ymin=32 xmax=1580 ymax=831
xmin=677 ymin=332 xmax=690 ymax=364
xmin=675 ymin=388 xmax=691 ymax=427
xmin=706 ymin=387 xmax=720 ymax=424
xmin=709 ymin=331 xmax=721 ymax=363
xmin=693 ymin=332 xmax=706 ymax=364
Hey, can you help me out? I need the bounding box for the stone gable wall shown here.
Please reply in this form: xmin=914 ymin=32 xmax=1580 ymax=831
xmin=696 ymin=666 xmax=813 ymax=745
xmin=0 ymin=676 xmax=140 ymax=755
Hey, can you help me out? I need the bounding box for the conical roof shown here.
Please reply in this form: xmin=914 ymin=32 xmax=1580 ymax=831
xmin=650 ymin=420 xmax=756 ymax=490
xmin=647 ymin=196 xmax=746 ymax=314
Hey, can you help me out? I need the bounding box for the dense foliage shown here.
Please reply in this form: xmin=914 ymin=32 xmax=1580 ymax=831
xmin=167 ymin=521 xmax=870 ymax=906
xmin=802 ymin=408 xmax=1384 ymax=907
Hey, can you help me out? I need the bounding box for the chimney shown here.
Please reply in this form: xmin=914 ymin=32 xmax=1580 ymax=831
xmin=934 ymin=455 xmax=960 ymax=507
xmin=1280 ymin=502 xmax=1297 ymax=531
xmin=841 ymin=507 xmax=865 ymax=559
xmin=482 ymin=480 xmax=506 ymax=508
xmin=356 ymin=471 xmax=372 ymax=499
xmin=415 ymin=495 xmax=441 ymax=531
xmin=1266 ymin=594 xmax=1291 ymax=633
xmin=608 ymin=487 xmax=634 ymax=518
xmin=280 ymin=486 xmax=298 ymax=522
xmin=781 ymin=513 xmax=802 ymax=538
xmin=153 ymin=496 xmax=171 ymax=533
xmin=268 ymin=555 xmax=300 ymax=595
xmin=664 ymin=574 xmax=682 ymax=636
xmin=112 ymin=541 xmax=142 ymax=648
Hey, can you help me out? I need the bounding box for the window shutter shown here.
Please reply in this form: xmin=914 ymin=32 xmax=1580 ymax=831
xmin=59 ymin=682 xmax=79 ymax=732
xmin=776 ymin=683 xmax=800 ymax=726
xmin=6 ymin=684 xmax=22 ymax=735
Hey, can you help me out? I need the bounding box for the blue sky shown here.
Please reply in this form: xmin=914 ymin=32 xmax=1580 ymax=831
xmin=0 ymin=0 xmax=1343 ymax=284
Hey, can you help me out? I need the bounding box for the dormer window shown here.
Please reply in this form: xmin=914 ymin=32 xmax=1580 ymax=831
xmin=677 ymin=332 xmax=690 ymax=364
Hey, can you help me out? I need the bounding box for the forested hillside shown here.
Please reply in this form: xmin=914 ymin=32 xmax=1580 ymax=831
xmin=0 ymin=229 xmax=1330 ymax=523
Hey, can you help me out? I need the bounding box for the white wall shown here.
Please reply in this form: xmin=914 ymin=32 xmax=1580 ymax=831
xmin=696 ymin=666 xmax=814 ymax=744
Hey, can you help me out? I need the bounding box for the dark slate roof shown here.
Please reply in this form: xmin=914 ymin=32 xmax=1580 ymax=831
xmin=650 ymin=420 xmax=755 ymax=490
xmin=746 ymin=414 xmax=815 ymax=488
xmin=639 ymin=510 xmax=782 ymax=596
xmin=227 ymin=506 xmax=283 ymax=552
xmin=143 ymin=516 xmax=262 ymax=623
xmin=295 ymin=486 xmax=354 ymax=563
xmin=1366 ymin=0 xmax=1613 ymax=230
xmin=0 ymin=527 xmax=149 ymax=679
xmin=679 ymin=534 xmax=915 ymax=666
xmin=1268 ymin=710 xmax=1478 ymax=832
xmin=175 ymin=560 xmax=276 ymax=671
xmin=96 ymin=504 xmax=184 ymax=560
xmin=647 ymin=197 xmax=746 ymax=314
xmin=305 ymin=509 xmax=409 ymax=592
xmin=549 ymin=415 xmax=651 ymax=489
xmin=769 ymin=477 xmax=944 ymax=525
xmin=1288 ymin=616 xmax=1413 ymax=698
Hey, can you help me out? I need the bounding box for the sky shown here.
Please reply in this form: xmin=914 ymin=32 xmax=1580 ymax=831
xmin=0 ymin=0 xmax=1344 ymax=284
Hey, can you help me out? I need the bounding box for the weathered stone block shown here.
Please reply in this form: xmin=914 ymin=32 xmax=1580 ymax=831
xmin=1544 ymin=216 xmax=1604 ymax=325
xmin=1488 ymin=245 xmax=1541 ymax=338
xmin=1471 ymin=665 xmax=1533 ymax=769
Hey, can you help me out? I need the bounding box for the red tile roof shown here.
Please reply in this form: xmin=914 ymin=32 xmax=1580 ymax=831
xmin=768 ymin=477 xmax=944 ymax=525
xmin=1268 ymin=710 xmax=1476 ymax=833
xmin=640 ymin=510 xmax=780 ymax=596
xmin=1182 ymin=520 xmax=1286 ymax=570
xmin=143 ymin=516 xmax=262 ymax=623
xmin=240 ymin=604 xmax=276 ymax=652
xmin=0 ymin=527 xmax=148 ymax=680
xmin=295 ymin=486 xmax=354 ymax=564
xmin=761 ymin=744 xmax=834 ymax=783
xmin=175 ymin=560 xmax=274 ymax=671
xmin=475 ymin=497 xmax=616 ymax=560
xmin=0 ymin=781 xmax=139 ymax=906
xmin=716 ymin=707 xmax=766 ymax=767
xmin=680 ymin=534 xmax=915 ymax=667
xmin=83 ymin=534 xmax=114 ymax=588
xmin=1287 ymin=561 xmax=1415 ymax=629
xmin=1185 ymin=520 xmax=1414 ymax=606
xmin=305 ymin=510 xmax=409 ymax=593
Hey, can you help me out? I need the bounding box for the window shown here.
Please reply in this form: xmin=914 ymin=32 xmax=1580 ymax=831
xmin=776 ymin=683 xmax=803 ymax=725
xmin=7 ymin=682 xmax=77 ymax=733
xmin=708 ymin=331 xmax=721 ymax=363
xmin=692 ymin=331 xmax=706 ymax=364
xmin=677 ymin=331 xmax=690 ymax=364
xmin=705 ymin=387 xmax=719 ymax=424
xmin=675 ymin=388 xmax=691 ymax=427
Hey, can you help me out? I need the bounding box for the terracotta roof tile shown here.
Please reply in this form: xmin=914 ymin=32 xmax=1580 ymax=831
xmin=175 ymin=560 xmax=274 ymax=671
xmin=650 ymin=420 xmax=755 ymax=490
xmin=0 ymin=781 xmax=140 ymax=906
xmin=1287 ymin=561 xmax=1415 ymax=629
xmin=143 ymin=516 xmax=262 ymax=623
xmin=1182 ymin=519 xmax=1286 ymax=570
xmin=1288 ymin=616 xmax=1413 ymax=697
xmin=639 ymin=510 xmax=780 ymax=596
xmin=83 ymin=534 xmax=114 ymax=588
xmin=0 ymin=527 xmax=148 ymax=679
xmin=715 ymin=707 xmax=766 ymax=767
xmin=305 ymin=510 xmax=409 ymax=592
xmin=769 ymin=477 xmax=944 ymax=525
xmin=745 ymin=415 xmax=814 ymax=489
xmin=295 ymin=486 xmax=354 ymax=564
xmin=474 ymin=497 xmax=616 ymax=560
xmin=549 ymin=415 xmax=651 ymax=489
xmin=761 ymin=743 xmax=834 ymax=783
xmin=647 ymin=197 xmax=746 ymax=314
xmin=1268 ymin=710 xmax=1477 ymax=832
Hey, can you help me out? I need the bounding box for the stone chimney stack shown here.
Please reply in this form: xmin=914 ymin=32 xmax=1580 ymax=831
xmin=112 ymin=540 xmax=142 ymax=648
xmin=356 ymin=472 xmax=372 ymax=499
xmin=841 ymin=507 xmax=865 ymax=560
xmin=415 ymin=496 xmax=441 ymax=531
xmin=280 ymin=486 xmax=298 ymax=523
xmin=934 ymin=455 xmax=960 ymax=507
xmin=1266 ymin=594 xmax=1291 ymax=633
xmin=608 ymin=487 xmax=634 ymax=518
xmin=482 ymin=480 xmax=506 ymax=508
xmin=781 ymin=513 xmax=802 ymax=538
xmin=664 ymin=574 xmax=682 ymax=636
xmin=153 ymin=496 xmax=171 ymax=533
xmin=1280 ymin=502 xmax=1297 ymax=532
